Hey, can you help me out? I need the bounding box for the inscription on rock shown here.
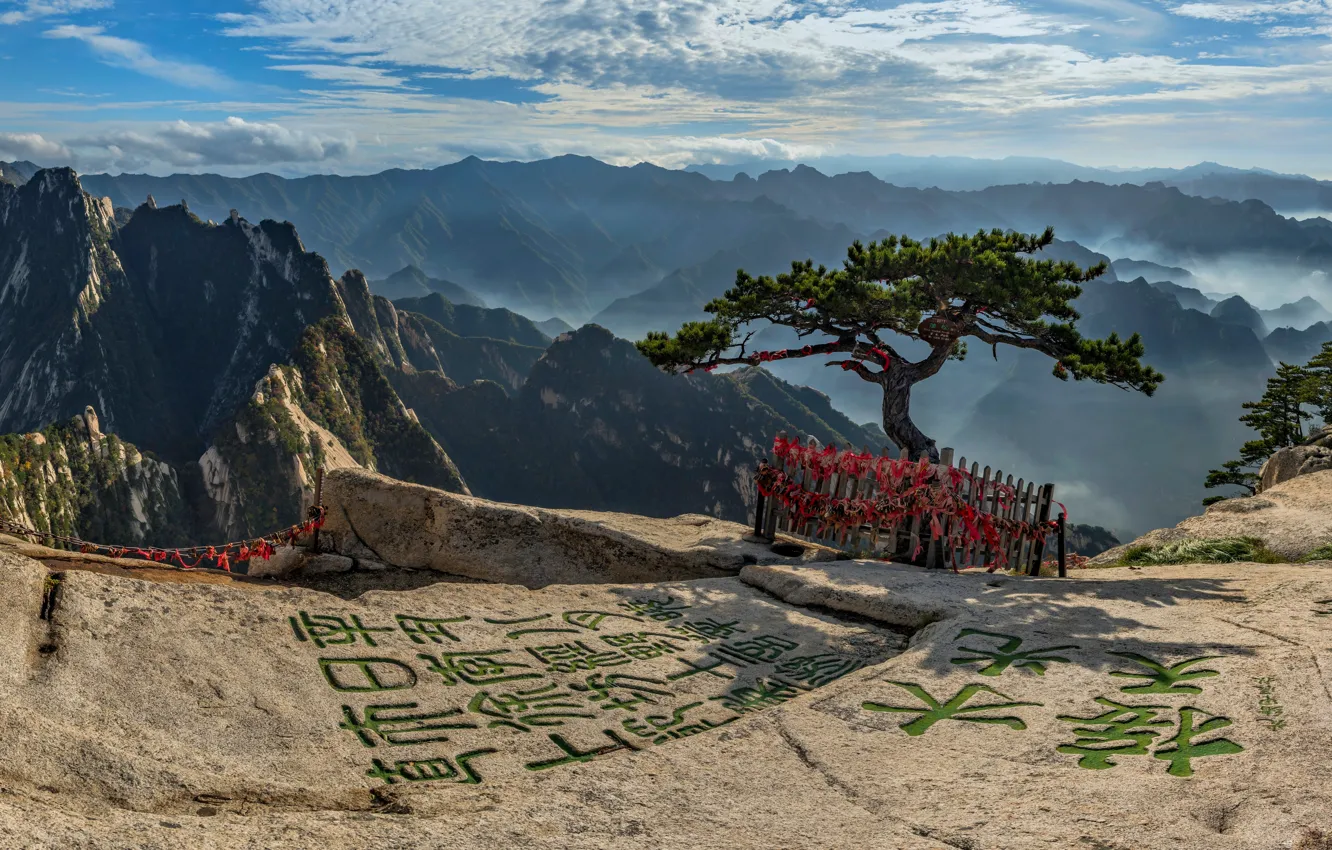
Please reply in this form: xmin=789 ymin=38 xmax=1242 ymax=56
xmin=293 ymin=592 xmax=893 ymax=785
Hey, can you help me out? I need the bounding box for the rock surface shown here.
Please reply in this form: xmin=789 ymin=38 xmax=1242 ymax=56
xmin=3 ymin=522 xmax=1331 ymax=848
xmin=317 ymin=467 xmax=803 ymax=586
xmin=1258 ymin=425 xmax=1332 ymax=493
xmin=1093 ymin=467 xmax=1332 ymax=562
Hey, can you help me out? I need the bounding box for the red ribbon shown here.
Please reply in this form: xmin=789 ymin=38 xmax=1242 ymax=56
xmin=760 ymin=438 xmax=1061 ymax=572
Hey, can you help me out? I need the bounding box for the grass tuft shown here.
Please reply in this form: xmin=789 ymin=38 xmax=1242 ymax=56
xmin=1115 ymin=536 xmax=1286 ymax=566
xmin=1300 ymin=543 xmax=1332 ymax=562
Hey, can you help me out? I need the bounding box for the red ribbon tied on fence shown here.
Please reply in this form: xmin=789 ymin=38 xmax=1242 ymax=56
xmin=758 ymin=437 xmax=1059 ymax=573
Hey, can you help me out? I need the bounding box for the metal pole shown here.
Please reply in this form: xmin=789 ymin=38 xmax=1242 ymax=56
xmin=1057 ymin=511 xmax=1067 ymax=578
xmin=312 ymin=466 xmax=324 ymax=553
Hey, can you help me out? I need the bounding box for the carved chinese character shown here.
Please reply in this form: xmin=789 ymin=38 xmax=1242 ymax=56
xmin=774 ymin=654 xmax=865 ymax=687
xmin=600 ymin=631 xmax=692 ymax=660
xmin=366 ymin=750 xmax=497 ymax=785
xmin=863 ymin=682 xmax=1043 ymax=736
xmin=1152 ymin=707 xmax=1244 ymax=777
xmin=417 ymin=650 xmax=542 ymax=686
xmin=467 ymin=683 xmax=598 ymax=732
xmin=665 ymin=655 xmax=734 ymax=682
xmin=710 ymin=677 xmax=807 ymax=714
xmin=622 ymin=701 xmax=738 ymax=744
xmin=525 ymin=640 xmax=632 ymax=673
xmin=569 ymin=673 xmax=675 ymax=712
xmin=617 ymin=596 xmax=692 ymax=622
xmin=709 ymin=635 xmax=800 ymax=667
xmin=339 ymin=702 xmax=476 ymax=747
xmin=666 ymin=618 xmax=746 ymax=643
xmin=396 ymin=614 xmax=470 ymax=644
xmin=1107 ymin=652 xmax=1221 ymax=695
xmin=291 ymin=611 xmax=393 ymax=648
xmin=1056 ymin=697 xmax=1173 ymax=769
xmin=320 ymin=657 xmax=418 ymax=693
xmin=524 ymin=730 xmax=639 ymax=771
xmin=949 ymin=629 xmax=1078 ymax=677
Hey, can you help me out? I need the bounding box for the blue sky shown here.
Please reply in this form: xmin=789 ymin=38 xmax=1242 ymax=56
xmin=1 ymin=0 xmax=1330 ymax=176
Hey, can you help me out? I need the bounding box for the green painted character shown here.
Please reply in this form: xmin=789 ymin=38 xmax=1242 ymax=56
xmin=339 ymin=702 xmax=476 ymax=747
xmin=863 ymin=682 xmax=1043 ymax=736
xmin=950 ymin=629 xmax=1079 ymax=676
xmin=467 ymin=682 xmax=598 ymax=732
xmin=524 ymin=730 xmax=639 ymax=771
xmin=562 ymin=610 xmax=646 ymax=631
xmin=396 ymin=614 xmax=470 ymax=644
xmin=1152 ymin=707 xmax=1244 ymax=777
xmin=1057 ymin=697 xmax=1173 ymax=769
xmin=366 ymin=750 xmax=497 ymax=785
xmin=291 ymin=611 xmax=394 ymax=648
xmin=1107 ymin=652 xmax=1221 ymax=694
xmin=320 ymin=657 xmax=418 ymax=692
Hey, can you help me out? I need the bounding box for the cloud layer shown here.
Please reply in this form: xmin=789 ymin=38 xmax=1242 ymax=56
xmin=44 ymin=24 xmax=230 ymax=89
xmin=1 ymin=0 xmax=1331 ymax=174
xmin=20 ymin=118 xmax=356 ymax=171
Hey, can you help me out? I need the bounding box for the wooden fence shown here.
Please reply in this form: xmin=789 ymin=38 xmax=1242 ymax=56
xmin=754 ymin=433 xmax=1061 ymax=575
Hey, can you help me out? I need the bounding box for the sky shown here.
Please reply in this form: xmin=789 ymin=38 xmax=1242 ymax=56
xmin=0 ymin=0 xmax=1330 ymax=177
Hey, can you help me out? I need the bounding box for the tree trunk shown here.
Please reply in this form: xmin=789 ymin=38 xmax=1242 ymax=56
xmin=880 ymin=368 xmax=938 ymax=462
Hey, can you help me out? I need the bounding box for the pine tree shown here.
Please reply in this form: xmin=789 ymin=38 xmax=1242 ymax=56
xmin=636 ymin=227 xmax=1164 ymax=461
xmin=1203 ymin=361 xmax=1313 ymax=505
xmin=1239 ymin=362 xmax=1312 ymax=448
xmin=1301 ymin=341 xmax=1332 ymax=424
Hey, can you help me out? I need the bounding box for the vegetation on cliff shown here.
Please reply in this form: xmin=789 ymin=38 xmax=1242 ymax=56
xmin=0 ymin=412 xmax=189 ymax=546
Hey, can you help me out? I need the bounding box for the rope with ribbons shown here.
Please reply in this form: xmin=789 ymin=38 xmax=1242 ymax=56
xmin=758 ymin=436 xmax=1065 ymax=572
xmin=0 ymin=505 xmax=326 ymax=572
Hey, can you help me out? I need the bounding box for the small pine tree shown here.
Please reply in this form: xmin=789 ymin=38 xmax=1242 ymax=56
xmin=1204 ymin=361 xmax=1314 ymax=505
xmin=1301 ymin=341 xmax=1332 ymax=425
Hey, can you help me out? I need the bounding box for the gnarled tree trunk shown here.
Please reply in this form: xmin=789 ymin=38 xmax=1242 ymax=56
xmin=880 ymin=366 xmax=938 ymax=462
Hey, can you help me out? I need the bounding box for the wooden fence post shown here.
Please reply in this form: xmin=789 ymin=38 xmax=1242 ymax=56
xmin=753 ymin=459 xmax=768 ymax=538
xmin=1057 ymin=510 xmax=1067 ymax=578
xmin=1029 ymin=483 xmax=1054 ymax=576
xmin=312 ymin=466 xmax=324 ymax=554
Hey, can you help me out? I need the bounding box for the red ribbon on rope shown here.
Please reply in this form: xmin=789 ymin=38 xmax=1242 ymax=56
xmin=0 ymin=506 xmax=326 ymax=573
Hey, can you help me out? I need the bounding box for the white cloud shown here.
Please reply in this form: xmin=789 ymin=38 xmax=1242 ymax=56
xmin=67 ymin=116 xmax=356 ymax=169
xmin=0 ymin=0 xmax=109 ymax=26
xmin=219 ymin=0 xmax=1067 ymax=96
xmin=269 ymin=64 xmax=408 ymax=87
xmin=1171 ymin=0 xmax=1327 ymax=21
xmin=0 ymin=131 xmax=71 ymax=162
xmin=44 ymin=24 xmax=230 ymax=89
xmin=430 ymin=133 xmax=827 ymax=169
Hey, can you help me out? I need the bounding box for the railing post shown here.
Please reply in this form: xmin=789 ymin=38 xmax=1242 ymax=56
xmin=1057 ymin=510 xmax=1067 ymax=578
xmin=1028 ymin=484 xmax=1049 ymax=580
xmin=753 ymin=459 xmax=768 ymax=537
xmin=312 ymin=466 xmax=324 ymax=554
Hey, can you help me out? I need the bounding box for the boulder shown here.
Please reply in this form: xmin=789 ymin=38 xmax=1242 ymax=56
xmin=1258 ymin=445 xmax=1332 ymax=492
xmin=1091 ymin=467 xmax=1332 ymax=563
xmin=318 ymin=467 xmax=788 ymax=587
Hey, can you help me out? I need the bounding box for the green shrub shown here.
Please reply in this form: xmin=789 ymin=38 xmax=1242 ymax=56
xmin=1115 ymin=536 xmax=1285 ymax=566
xmin=1300 ymin=543 xmax=1332 ymax=562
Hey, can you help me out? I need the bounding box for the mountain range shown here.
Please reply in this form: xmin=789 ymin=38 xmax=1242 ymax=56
xmin=3 ymin=156 xmax=1319 ymax=327
xmin=0 ymin=167 xmax=884 ymax=551
xmin=8 ymin=155 xmax=1332 ymax=541
xmin=687 ymin=156 xmax=1332 ymax=216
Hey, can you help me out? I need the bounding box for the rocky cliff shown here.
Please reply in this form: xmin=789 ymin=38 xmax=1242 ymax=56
xmin=0 ymin=406 xmax=188 ymax=546
xmin=399 ymin=324 xmax=885 ymax=523
xmin=0 ymin=170 xmax=471 ymax=546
